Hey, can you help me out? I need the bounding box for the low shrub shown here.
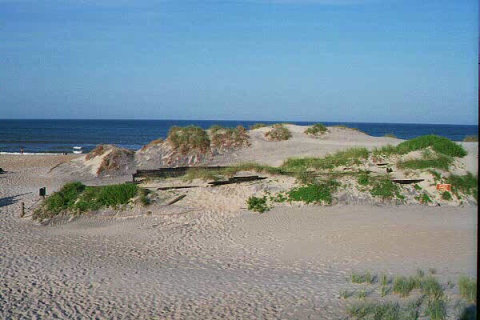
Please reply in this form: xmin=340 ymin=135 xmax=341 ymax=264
xmin=247 ymin=196 xmax=270 ymax=213
xmin=288 ymin=180 xmax=340 ymax=205
xmin=34 ymin=182 xmax=140 ymax=220
xmin=265 ymin=124 xmax=292 ymax=141
xmin=304 ymin=123 xmax=327 ymax=137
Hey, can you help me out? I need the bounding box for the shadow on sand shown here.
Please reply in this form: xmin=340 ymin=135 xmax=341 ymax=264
xmin=0 ymin=193 xmax=31 ymax=208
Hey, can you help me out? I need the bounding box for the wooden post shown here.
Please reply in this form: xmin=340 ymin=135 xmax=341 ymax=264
xmin=20 ymin=202 xmax=25 ymax=217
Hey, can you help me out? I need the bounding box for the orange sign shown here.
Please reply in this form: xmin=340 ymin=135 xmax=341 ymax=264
xmin=436 ymin=184 xmax=451 ymax=192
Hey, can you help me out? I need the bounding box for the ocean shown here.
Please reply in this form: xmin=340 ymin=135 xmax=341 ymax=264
xmin=0 ymin=119 xmax=477 ymax=154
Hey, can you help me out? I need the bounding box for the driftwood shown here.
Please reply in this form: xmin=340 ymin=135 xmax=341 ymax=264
xmin=167 ymin=194 xmax=186 ymax=205
xmin=133 ymin=166 xmax=230 ymax=182
xmin=157 ymin=186 xmax=198 ymax=191
xmin=392 ymin=179 xmax=424 ymax=184
xmin=208 ymin=176 xmax=266 ymax=186
xmin=376 ymin=163 xmax=389 ymax=166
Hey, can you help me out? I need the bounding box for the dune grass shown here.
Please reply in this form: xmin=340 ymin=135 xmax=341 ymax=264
xmin=249 ymin=123 xmax=267 ymax=130
xmin=350 ymin=271 xmax=375 ymax=284
xmin=374 ymin=135 xmax=467 ymax=158
xmin=265 ymin=124 xmax=292 ymax=141
xmin=33 ymin=182 xmax=140 ymax=220
xmin=167 ymin=126 xmax=211 ymax=155
xmin=397 ymin=154 xmax=453 ymax=170
xmin=209 ymin=125 xmax=250 ymax=149
xmin=370 ymin=178 xmax=403 ymax=200
xmin=392 ymin=275 xmax=422 ymax=297
xmin=304 ymin=123 xmax=328 ymax=136
xmin=425 ymin=297 xmax=447 ymax=320
xmin=282 ymin=148 xmax=369 ymax=172
xmin=463 ymin=135 xmax=478 ymax=142
xmin=458 ymin=276 xmax=477 ymax=304
xmin=446 ymin=173 xmax=478 ymax=201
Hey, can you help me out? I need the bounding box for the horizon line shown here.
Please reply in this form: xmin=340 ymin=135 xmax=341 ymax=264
xmin=0 ymin=118 xmax=478 ymax=127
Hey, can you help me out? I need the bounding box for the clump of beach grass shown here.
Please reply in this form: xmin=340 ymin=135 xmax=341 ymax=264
xmin=458 ymin=276 xmax=477 ymax=304
xmin=441 ymin=191 xmax=452 ymax=201
xmin=304 ymin=123 xmax=327 ymax=137
xmin=265 ymin=124 xmax=292 ymax=141
xmin=34 ymin=182 xmax=140 ymax=220
xmin=415 ymin=192 xmax=433 ymax=205
xmin=397 ymin=153 xmax=453 ymax=170
xmin=392 ymin=275 xmax=422 ymax=297
xmin=209 ymin=125 xmax=250 ymax=150
xmin=167 ymin=126 xmax=211 ymax=155
xmin=384 ymin=133 xmax=397 ymax=138
xmin=395 ymin=135 xmax=467 ymax=158
xmin=463 ymin=135 xmax=478 ymax=142
xmin=346 ymin=301 xmax=401 ymax=319
xmin=350 ymin=271 xmax=375 ymax=284
xmin=446 ymin=173 xmax=478 ymax=202
xmin=249 ymin=123 xmax=267 ymax=130
xmin=282 ymin=147 xmax=369 ymax=172
xmin=421 ymin=276 xmax=444 ymax=300
xmin=425 ymin=297 xmax=447 ymax=320
xmin=370 ymin=178 xmax=403 ymax=200
xmin=340 ymin=289 xmax=355 ymax=299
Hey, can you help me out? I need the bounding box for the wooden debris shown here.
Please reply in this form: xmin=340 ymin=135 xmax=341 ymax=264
xmin=392 ymin=179 xmax=424 ymax=184
xmin=167 ymin=194 xmax=186 ymax=205
xmin=157 ymin=186 xmax=198 ymax=191
xmin=133 ymin=166 xmax=230 ymax=182
xmin=208 ymin=176 xmax=267 ymax=186
xmin=376 ymin=163 xmax=389 ymax=166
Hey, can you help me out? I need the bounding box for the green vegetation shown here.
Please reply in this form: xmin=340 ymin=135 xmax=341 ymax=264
xmin=287 ymin=180 xmax=340 ymax=205
xmin=414 ymin=184 xmax=422 ymax=191
xmin=463 ymin=135 xmax=478 ymax=142
xmin=346 ymin=301 xmax=401 ymax=319
xmin=304 ymin=123 xmax=328 ymax=137
xmin=446 ymin=173 xmax=478 ymax=201
xmin=167 ymin=126 xmax=211 ymax=154
xmin=425 ymin=297 xmax=447 ymax=320
xmin=458 ymin=276 xmax=477 ymax=304
xmin=265 ymin=124 xmax=292 ymax=141
xmin=381 ymin=285 xmax=391 ymax=297
xmin=395 ymin=135 xmax=467 ymax=158
xmin=340 ymin=290 xmax=355 ymax=299
xmin=384 ymin=133 xmax=397 ymax=138
xmin=421 ymin=276 xmax=444 ymax=300
xmin=357 ymin=290 xmax=367 ymax=299
xmin=249 ymin=123 xmax=267 ymax=130
xmin=370 ymin=178 xmax=402 ymax=200
xmin=247 ymin=196 xmax=270 ymax=213
xmin=380 ymin=274 xmax=390 ymax=286
xmin=350 ymin=271 xmax=375 ymax=284
xmin=34 ymin=182 xmax=140 ymax=220
xmin=210 ymin=125 xmax=250 ymax=149
xmin=415 ymin=192 xmax=433 ymax=205
xmin=441 ymin=191 xmax=452 ymax=201
xmin=397 ymin=154 xmax=453 ymax=170
xmin=183 ymin=162 xmax=284 ymax=182
xmin=282 ymin=148 xmax=369 ymax=172
xmin=392 ymin=275 xmax=422 ymax=297
xmin=357 ymin=173 xmax=370 ymax=186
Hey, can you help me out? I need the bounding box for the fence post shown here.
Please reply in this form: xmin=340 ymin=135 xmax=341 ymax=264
xmin=20 ymin=202 xmax=25 ymax=217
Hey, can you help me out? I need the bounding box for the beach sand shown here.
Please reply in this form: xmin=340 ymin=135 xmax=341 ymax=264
xmin=0 ymin=136 xmax=478 ymax=319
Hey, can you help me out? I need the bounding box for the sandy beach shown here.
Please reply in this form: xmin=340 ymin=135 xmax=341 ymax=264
xmin=0 ymin=127 xmax=477 ymax=319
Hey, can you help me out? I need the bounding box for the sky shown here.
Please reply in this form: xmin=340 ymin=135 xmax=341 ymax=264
xmin=0 ymin=0 xmax=478 ymax=124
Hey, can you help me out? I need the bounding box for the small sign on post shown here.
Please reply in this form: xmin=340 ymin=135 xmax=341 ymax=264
xmin=436 ymin=184 xmax=452 ymax=192
xmin=39 ymin=187 xmax=46 ymax=199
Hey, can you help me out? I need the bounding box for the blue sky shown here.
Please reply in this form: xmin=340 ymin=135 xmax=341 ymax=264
xmin=0 ymin=0 xmax=477 ymax=124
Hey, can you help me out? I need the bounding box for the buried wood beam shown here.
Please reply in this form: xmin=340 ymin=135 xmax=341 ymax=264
xmin=167 ymin=194 xmax=186 ymax=205
xmin=208 ymin=176 xmax=267 ymax=186
xmin=391 ymin=179 xmax=424 ymax=184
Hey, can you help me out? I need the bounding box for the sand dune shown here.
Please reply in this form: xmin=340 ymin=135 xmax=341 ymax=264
xmin=0 ymin=150 xmax=477 ymax=319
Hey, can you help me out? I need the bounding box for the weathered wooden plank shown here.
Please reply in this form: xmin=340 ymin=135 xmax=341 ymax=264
xmin=167 ymin=194 xmax=186 ymax=205
xmin=208 ymin=176 xmax=267 ymax=186
xmin=392 ymin=179 xmax=424 ymax=184
xmin=157 ymin=186 xmax=198 ymax=191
